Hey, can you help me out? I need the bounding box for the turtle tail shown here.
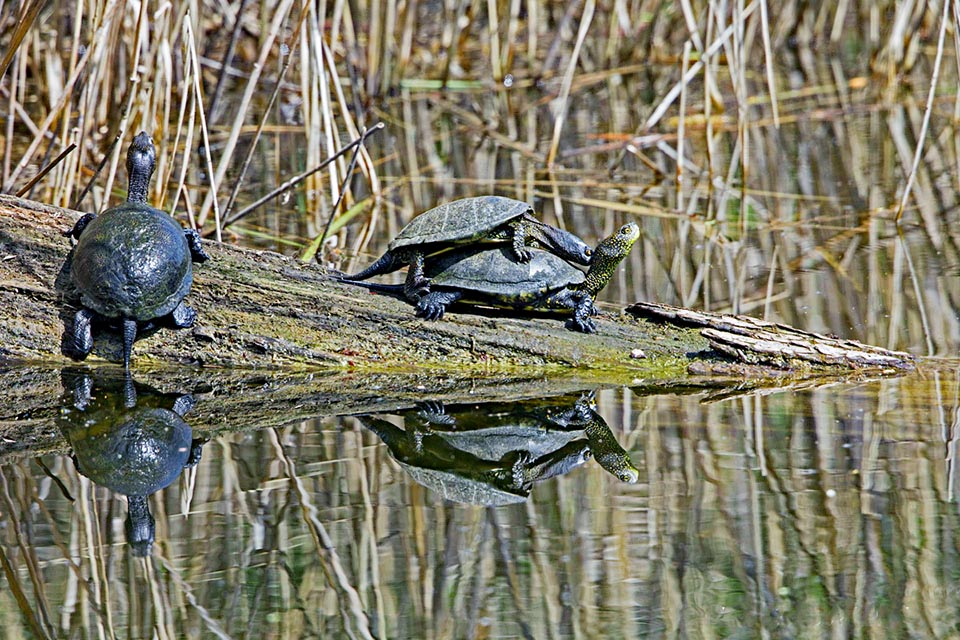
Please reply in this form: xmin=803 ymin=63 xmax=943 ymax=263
xmin=329 ymin=274 xmax=407 ymax=298
xmin=121 ymin=318 xmax=137 ymax=370
xmin=339 ymin=250 xmax=404 ymax=281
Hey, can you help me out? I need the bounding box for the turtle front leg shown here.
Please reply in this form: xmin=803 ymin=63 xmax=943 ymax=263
xmin=65 ymin=308 xmax=96 ymax=360
xmin=184 ymin=228 xmax=210 ymax=263
xmin=415 ymin=290 xmax=462 ymax=321
xmin=168 ymin=302 xmax=198 ymax=328
xmin=544 ymin=289 xmax=596 ymax=333
xmin=402 ymin=250 xmax=431 ymax=300
xmin=569 ymin=294 xmax=597 ymax=333
xmin=509 ymin=218 xmax=533 ymax=262
xmin=186 ymin=438 xmax=207 ymax=467
xmin=64 ymin=213 xmax=96 ymax=241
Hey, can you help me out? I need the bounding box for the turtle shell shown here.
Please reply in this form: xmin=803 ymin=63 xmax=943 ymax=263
xmin=70 ymin=407 xmax=192 ymax=496
xmin=387 ymin=196 xmax=531 ymax=250
xmin=71 ymin=202 xmax=192 ymax=321
xmin=396 ymin=462 xmax=529 ymax=506
xmin=425 ymin=245 xmax=585 ymax=300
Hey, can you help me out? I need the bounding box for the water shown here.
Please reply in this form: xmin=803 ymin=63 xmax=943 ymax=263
xmin=2 ymin=368 xmax=959 ymax=638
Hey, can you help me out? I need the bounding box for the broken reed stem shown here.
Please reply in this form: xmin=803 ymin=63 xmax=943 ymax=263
xmin=206 ymin=0 xmax=253 ymax=127
xmin=895 ymin=0 xmax=950 ymax=224
xmin=677 ymin=40 xmax=691 ymax=211
xmin=15 ymin=143 xmax=76 ymax=198
xmin=317 ymin=126 xmax=368 ymax=252
xmin=72 ymin=134 xmax=121 ymax=210
xmin=759 ymin=0 xmax=780 ymax=128
xmin=221 ymin=122 xmax=384 ymax=230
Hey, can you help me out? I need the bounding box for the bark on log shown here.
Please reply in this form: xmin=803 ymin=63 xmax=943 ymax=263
xmin=0 ymin=194 xmax=916 ymax=374
xmin=0 ymin=195 xmax=702 ymax=373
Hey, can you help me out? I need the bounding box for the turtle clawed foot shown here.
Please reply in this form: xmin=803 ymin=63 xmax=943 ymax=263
xmin=568 ymin=316 xmax=597 ymax=334
xmin=415 ymin=300 xmax=446 ymax=321
xmin=64 ymin=309 xmax=95 ymax=360
xmin=513 ymin=246 xmax=533 ymax=262
xmin=404 ymin=276 xmax=431 ymax=300
xmin=184 ymin=229 xmax=210 ymax=263
xmin=169 ymin=303 xmax=198 ymax=328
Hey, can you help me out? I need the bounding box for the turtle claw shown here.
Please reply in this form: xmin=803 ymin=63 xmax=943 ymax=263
xmin=569 ymin=316 xmax=597 ymax=334
xmin=512 ymin=246 xmax=533 ymax=262
xmin=415 ymin=300 xmax=446 ymax=321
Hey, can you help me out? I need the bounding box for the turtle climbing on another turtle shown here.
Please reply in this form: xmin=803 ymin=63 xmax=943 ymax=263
xmin=341 ymin=222 xmax=640 ymax=333
xmin=62 ymin=131 xmax=209 ymax=368
xmin=335 ymin=196 xmax=593 ymax=301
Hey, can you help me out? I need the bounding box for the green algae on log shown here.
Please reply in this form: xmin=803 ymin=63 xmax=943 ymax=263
xmin=0 ymin=194 xmax=914 ymax=374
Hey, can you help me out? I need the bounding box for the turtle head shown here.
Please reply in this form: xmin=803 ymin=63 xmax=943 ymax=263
xmin=125 ymin=131 xmax=156 ymax=204
xmin=125 ymin=495 xmax=156 ymax=557
xmin=581 ymin=222 xmax=640 ymax=297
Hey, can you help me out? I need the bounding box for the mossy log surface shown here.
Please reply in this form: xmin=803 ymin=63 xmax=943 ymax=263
xmin=0 ymin=194 xmax=700 ymax=374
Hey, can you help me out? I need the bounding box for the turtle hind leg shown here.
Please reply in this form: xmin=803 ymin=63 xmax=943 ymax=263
xmin=402 ymin=251 xmax=430 ymax=301
xmin=415 ymin=290 xmax=462 ymax=321
xmin=121 ymin=318 xmax=138 ymax=370
xmin=509 ymin=218 xmax=533 ymax=262
xmin=64 ymin=308 xmax=96 ymax=360
xmin=64 ymin=213 xmax=96 ymax=241
xmin=183 ymin=228 xmax=210 ymax=263
xmin=168 ymin=302 xmax=198 ymax=328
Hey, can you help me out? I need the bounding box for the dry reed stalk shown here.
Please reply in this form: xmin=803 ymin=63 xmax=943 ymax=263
xmin=221 ymin=2 xmax=312 ymax=228
xmin=895 ymin=0 xmax=951 ymax=223
xmin=195 ymin=0 xmax=297 ymax=228
xmin=545 ymin=0 xmax=595 ymax=168
xmin=184 ymin=17 xmax=221 ymax=239
xmin=265 ymin=426 xmax=375 ymax=640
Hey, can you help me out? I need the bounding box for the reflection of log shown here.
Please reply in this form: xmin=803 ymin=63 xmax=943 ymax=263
xmin=0 ymin=366 xmax=692 ymax=461
xmin=0 ymin=194 xmax=914 ymax=373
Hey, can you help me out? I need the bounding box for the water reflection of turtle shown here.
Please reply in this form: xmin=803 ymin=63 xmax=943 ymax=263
xmin=359 ymin=392 xmax=638 ymax=505
xmin=58 ymin=371 xmax=204 ymax=556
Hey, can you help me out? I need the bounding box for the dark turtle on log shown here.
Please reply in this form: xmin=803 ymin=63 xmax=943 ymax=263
xmin=58 ymin=371 xmax=205 ymax=556
xmin=343 ymin=222 xmax=639 ymax=333
xmin=337 ymin=196 xmax=593 ymax=301
xmin=359 ymin=392 xmax=637 ymax=505
xmin=62 ymin=131 xmax=209 ymax=368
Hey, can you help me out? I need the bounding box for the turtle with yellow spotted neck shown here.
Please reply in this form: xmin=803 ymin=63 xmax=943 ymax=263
xmin=410 ymin=222 xmax=640 ymax=333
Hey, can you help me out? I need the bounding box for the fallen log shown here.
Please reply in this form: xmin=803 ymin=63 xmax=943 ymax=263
xmin=0 ymin=194 xmax=700 ymax=373
xmin=0 ymin=194 xmax=916 ymax=375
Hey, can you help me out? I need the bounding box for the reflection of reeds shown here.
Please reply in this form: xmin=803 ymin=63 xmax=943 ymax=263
xmin=2 ymin=381 xmax=960 ymax=635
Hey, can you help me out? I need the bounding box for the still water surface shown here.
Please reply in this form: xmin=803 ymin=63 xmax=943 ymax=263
xmin=2 ymin=367 xmax=958 ymax=638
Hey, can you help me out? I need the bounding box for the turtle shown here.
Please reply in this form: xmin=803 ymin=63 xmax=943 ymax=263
xmin=336 ymin=196 xmax=593 ymax=301
xmin=342 ymin=222 xmax=639 ymax=333
xmin=358 ymin=392 xmax=638 ymax=505
xmin=62 ymin=131 xmax=210 ymax=369
xmin=57 ymin=371 xmax=205 ymax=556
